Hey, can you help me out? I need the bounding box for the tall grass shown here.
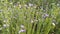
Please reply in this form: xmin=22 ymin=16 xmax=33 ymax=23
xmin=0 ymin=0 xmax=60 ymax=34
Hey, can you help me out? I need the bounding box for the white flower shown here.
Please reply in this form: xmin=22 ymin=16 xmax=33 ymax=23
xmin=0 ymin=27 xmax=2 ymax=30
xmin=29 ymin=3 xmax=33 ymax=7
xmin=20 ymin=25 xmax=24 ymax=28
xmin=24 ymin=4 xmax=29 ymax=8
xmin=52 ymin=23 xmax=55 ymax=26
xmin=31 ymin=20 xmax=34 ymax=23
xmin=45 ymin=14 xmax=49 ymax=17
xmin=3 ymin=19 xmax=8 ymax=22
xmin=3 ymin=24 xmax=9 ymax=28
xmin=3 ymin=20 xmax=6 ymax=22
xmin=42 ymin=13 xmax=49 ymax=18
xmin=10 ymin=2 xmax=13 ymax=4
xmin=24 ymin=4 xmax=28 ymax=7
xmin=57 ymin=3 xmax=59 ymax=6
xmin=3 ymin=24 xmax=7 ymax=27
xmin=18 ymin=29 xmax=26 ymax=34
xmin=19 ymin=5 xmax=22 ymax=9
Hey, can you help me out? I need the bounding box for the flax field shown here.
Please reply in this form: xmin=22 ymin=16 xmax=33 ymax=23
xmin=0 ymin=0 xmax=60 ymax=34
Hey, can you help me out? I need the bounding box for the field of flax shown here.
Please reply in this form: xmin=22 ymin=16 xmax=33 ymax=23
xmin=0 ymin=0 xmax=60 ymax=34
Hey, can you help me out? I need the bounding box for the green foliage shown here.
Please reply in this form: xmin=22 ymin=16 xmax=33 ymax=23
xmin=0 ymin=0 xmax=60 ymax=34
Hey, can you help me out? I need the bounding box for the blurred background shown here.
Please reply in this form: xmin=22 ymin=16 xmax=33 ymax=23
xmin=0 ymin=0 xmax=60 ymax=34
